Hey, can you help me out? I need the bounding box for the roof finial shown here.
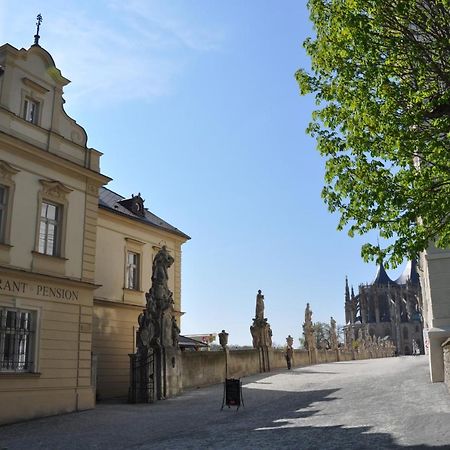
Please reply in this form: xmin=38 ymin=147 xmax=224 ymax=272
xmin=33 ymin=14 xmax=43 ymax=46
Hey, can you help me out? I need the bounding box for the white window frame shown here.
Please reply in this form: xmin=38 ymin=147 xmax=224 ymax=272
xmin=126 ymin=251 xmax=140 ymax=290
xmin=38 ymin=201 xmax=61 ymax=256
xmin=23 ymin=97 xmax=40 ymax=124
xmin=123 ymin=238 xmax=145 ymax=301
xmin=34 ymin=180 xmax=72 ymax=259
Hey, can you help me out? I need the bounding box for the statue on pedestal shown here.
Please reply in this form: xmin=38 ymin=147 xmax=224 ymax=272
xmin=219 ymin=330 xmax=229 ymax=349
xmin=250 ymin=290 xmax=272 ymax=351
xmin=303 ymin=302 xmax=316 ymax=350
xmin=285 ymin=335 xmax=294 ymax=370
xmin=130 ymin=246 xmax=180 ymax=404
xmin=255 ymin=289 xmax=265 ymax=320
xmin=330 ymin=316 xmax=338 ymax=350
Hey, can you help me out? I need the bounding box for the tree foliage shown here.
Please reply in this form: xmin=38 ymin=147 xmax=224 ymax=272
xmin=313 ymin=322 xmax=332 ymax=349
xmin=297 ymin=0 xmax=450 ymax=266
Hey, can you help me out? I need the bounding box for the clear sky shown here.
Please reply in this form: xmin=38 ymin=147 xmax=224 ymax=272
xmin=0 ymin=0 xmax=407 ymax=346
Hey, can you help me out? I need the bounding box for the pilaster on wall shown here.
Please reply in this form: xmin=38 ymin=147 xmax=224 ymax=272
xmin=82 ymin=183 xmax=100 ymax=282
xmin=173 ymin=248 xmax=182 ymax=321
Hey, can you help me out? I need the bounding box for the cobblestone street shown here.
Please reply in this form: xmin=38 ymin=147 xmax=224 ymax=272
xmin=1 ymin=356 xmax=449 ymax=449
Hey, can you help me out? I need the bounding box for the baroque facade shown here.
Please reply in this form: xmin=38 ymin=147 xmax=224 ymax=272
xmin=344 ymin=262 xmax=423 ymax=356
xmin=0 ymin=37 xmax=189 ymax=424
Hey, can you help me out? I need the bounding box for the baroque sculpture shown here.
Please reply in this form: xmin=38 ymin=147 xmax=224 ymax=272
xmin=218 ymin=330 xmax=229 ymax=349
xmin=136 ymin=245 xmax=176 ymax=351
xmin=130 ymin=246 xmax=179 ymax=403
xmin=303 ymin=302 xmax=316 ymax=351
xmin=250 ymin=289 xmax=272 ymax=348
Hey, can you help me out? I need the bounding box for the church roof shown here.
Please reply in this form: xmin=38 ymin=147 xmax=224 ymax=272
xmin=99 ymin=187 xmax=190 ymax=240
xmin=371 ymin=263 xmax=395 ymax=286
xmin=394 ymin=260 xmax=420 ymax=286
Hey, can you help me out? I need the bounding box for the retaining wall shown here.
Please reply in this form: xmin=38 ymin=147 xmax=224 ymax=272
xmin=181 ymin=347 xmax=393 ymax=390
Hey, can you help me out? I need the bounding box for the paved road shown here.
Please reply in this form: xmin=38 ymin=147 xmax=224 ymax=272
xmin=1 ymin=356 xmax=450 ymax=449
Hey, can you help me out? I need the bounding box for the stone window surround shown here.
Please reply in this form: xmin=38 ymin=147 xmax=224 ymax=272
xmin=126 ymin=251 xmax=140 ymax=291
xmin=123 ymin=238 xmax=145 ymax=305
xmin=124 ymin=238 xmax=144 ymax=293
xmin=0 ymin=160 xmax=19 ymax=248
xmin=0 ymin=297 xmax=42 ymax=375
xmin=33 ymin=179 xmax=72 ymax=260
xmin=20 ymin=78 xmax=49 ymax=127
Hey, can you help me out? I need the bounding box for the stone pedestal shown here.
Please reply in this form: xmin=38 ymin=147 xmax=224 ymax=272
xmin=250 ymin=318 xmax=272 ymax=372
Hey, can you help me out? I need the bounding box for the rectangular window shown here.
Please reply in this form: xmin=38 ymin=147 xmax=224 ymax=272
xmin=39 ymin=201 xmax=61 ymax=256
xmin=23 ymin=98 xmax=39 ymax=124
xmin=0 ymin=185 xmax=7 ymax=243
xmin=126 ymin=251 xmax=140 ymax=290
xmin=0 ymin=307 xmax=34 ymax=372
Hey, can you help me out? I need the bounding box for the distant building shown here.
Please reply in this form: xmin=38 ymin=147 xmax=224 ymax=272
xmin=344 ymin=262 xmax=423 ymax=355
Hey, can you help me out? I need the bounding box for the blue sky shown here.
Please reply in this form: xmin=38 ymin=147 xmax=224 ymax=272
xmin=1 ymin=0 xmax=407 ymax=346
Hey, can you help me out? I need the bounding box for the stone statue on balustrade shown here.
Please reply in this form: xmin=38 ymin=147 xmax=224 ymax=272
xmin=285 ymin=335 xmax=294 ymax=370
xmin=330 ymin=316 xmax=338 ymax=350
xmin=302 ymin=302 xmax=316 ymax=351
xmin=219 ymin=330 xmax=229 ymax=349
xmin=250 ymin=289 xmax=272 ymax=349
xmin=255 ymin=290 xmax=265 ymax=320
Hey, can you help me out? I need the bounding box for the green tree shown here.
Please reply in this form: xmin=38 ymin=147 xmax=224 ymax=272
xmin=297 ymin=0 xmax=450 ymax=266
xmin=313 ymin=322 xmax=332 ymax=349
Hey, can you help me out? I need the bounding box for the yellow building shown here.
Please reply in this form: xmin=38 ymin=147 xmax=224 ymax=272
xmin=93 ymin=189 xmax=189 ymax=399
xmin=0 ymin=42 xmax=109 ymax=424
xmin=0 ymin=39 xmax=189 ymax=422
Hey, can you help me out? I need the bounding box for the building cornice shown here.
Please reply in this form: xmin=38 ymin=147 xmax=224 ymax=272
xmin=0 ymin=264 xmax=102 ymax=290
xmin=0 ymin=129 xmax=111 ymax=186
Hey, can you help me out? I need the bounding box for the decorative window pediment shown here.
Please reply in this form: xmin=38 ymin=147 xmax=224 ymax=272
xmin=39 ymin=180 xmax=72 ymax=203
xmin=0 ymin=161 xmax=20 ymax=183
xmin=22 ymin=77 xmax=49 ymax=95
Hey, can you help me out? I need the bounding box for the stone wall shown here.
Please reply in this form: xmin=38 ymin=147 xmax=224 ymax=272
xmin=181 ymin=347 xmax=395 ymax=390
xmin=443 ymin=339 xmax=450 ymax=392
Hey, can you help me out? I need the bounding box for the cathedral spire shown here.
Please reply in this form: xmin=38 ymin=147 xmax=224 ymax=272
xmin=345 ymin=276 xmax=350 ymax=304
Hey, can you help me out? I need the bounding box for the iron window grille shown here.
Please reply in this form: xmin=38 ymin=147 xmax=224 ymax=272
xmin=0 ymin=307 xmax=34 ymax=372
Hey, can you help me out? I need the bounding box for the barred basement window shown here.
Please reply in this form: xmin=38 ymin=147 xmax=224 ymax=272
xmin=0 ymin=307 xmax=34 ymax=372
